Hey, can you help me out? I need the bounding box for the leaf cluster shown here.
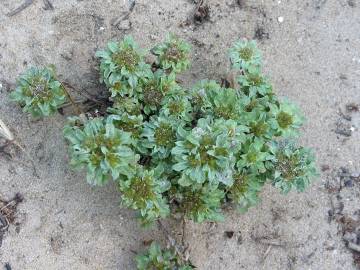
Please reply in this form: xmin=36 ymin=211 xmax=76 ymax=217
xmin=62 ymin=35 xmax=317 ymax=225
xmin=10 ymin=66 xmax=66 ymax=118
xmin=136 ymin=242 xmax=194 ymax=270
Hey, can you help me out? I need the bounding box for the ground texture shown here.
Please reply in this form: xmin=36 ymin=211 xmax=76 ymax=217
xmin=1 ymin=0 xmax=360 ymax=269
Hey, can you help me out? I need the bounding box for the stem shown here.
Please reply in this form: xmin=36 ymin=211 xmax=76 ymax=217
xmin=157 ymin=219 xmax=190 ymax=263
xmin=61 ymin=83 xmax=83 ymax=115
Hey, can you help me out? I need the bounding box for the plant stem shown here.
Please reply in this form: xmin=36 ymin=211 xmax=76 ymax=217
xmin=61 ymin=83 xmax=83 ymax=115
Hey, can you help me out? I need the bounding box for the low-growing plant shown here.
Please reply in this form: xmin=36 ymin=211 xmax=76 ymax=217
xmin=10 ymin=34 xmax=317 ymax=268
xmin=136 ymin=241 xmax=194 ymax=270
xmin=10 ymin=66 xmax=67 ymax=118
xmin=67 ymin=35 xmax=317 ymax=225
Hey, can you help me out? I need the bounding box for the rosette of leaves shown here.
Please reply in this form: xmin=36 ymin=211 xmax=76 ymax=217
xmin=10 ymin=66 xmax=66 ymax=118
xmin=108 ymin=95 xmax=143 ymax=116
xmin=142 ymin=115 xmax=178 ymax=160
xmin=176 ymin=183 xmax=225 ymax=222
xmin=160 ymin=88 xmax=192 ymax=122
xmin=140 ymin=71 xmax=179 ymax=115
xmin=96 ymin=36 xmax=152 ymax=91
xmin=269 ymin=100 xmax=304 ymax=137
xmin=202 ymin=86 xmax=242 ymax=121
xmin=229 ymin=40 xmax=262 ymax=72
xmin=236 ymin=138 xmax=273 ymax=174
xmin=190 ymin=79 xmax=221 ymax=116
xmin=237 ymin=71 xmax=272 ymax=98
xmin=136 ymin=242 xmax=194 ymax=270
xmin=243 ymin=108 xmax=274 ymax=139
xmin=226 ymin=170 xmax=264 ymax=213
xmin=172 ymin=118 xmax=239 ymax=187
xmin=271 ymin=141 xmax=317 ymax=194
xmin=107 ymin=113 xmax=145 ymax=153
xmin=152 ymin=34 xmax=191 ymax=73
xmin=63 ymin=116 xmax=139 ymax=185
xmin=119 ymin=168 xmax=170 ymax=225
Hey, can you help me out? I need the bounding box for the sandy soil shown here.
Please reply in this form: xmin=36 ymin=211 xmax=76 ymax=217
xmin=1 ymin=0 xmax=360 ymax=269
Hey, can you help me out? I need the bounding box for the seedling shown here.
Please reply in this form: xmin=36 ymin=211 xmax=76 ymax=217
xmin=136 ymin=241 xmax=194 ymax=270
xmin=10 ymin=66 xmax=67 ymax=118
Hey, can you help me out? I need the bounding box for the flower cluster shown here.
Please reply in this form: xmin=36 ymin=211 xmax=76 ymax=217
xmin=10 ymin=66 xmax=67 ymax=118
xmin=62 ymin=35 xmax=317 ymax=225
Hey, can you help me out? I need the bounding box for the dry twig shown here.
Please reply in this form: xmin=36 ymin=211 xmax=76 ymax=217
xmin=0 ymin=118 xmax=39 ymax=178
xmin=6 ymin=0 xmax=34 ymax=17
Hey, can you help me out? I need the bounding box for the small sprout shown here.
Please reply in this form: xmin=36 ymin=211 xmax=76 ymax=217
xmin=152 ymin=34 xmax=191 ymax=73
xmin=10 ymin=66 xmax=66 ymax=118
xmin=237 ymin=138 xmax=273 ymax=174
xmin=136 ymin=242 xmax=194 ymax=270
xmin=160 ymin=89 xmax=192 ymax=122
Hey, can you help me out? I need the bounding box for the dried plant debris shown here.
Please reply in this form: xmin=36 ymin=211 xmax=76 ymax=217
xmin=0 ymin=193 xmax=24 ymax=247
xmin=347 ymin=0 xmax=356 ymax=7
xmin=254 ymin=25 xmax=269 ymax=41
xmin=6 ymin=0 xmax=34 ymax=17
xmin=335 ymin=115 xmax=353 ymax=137
xmin=43 ymin=0 xmax=54 ymax=11
xmin=193 ymin=0 xmax=210 ymax=25
xmin=346 ymin=103 xmax=359 ymax=113
xmin=237 ymin=0 xmax=246 ymax=8
xmin=327 ymin=168 xmax=360 ymax=268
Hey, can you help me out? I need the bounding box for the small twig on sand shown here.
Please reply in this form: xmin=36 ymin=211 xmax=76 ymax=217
xmin=60 ymin=83 xmax=83 ymax=115
xmin=62 ymin=82 xmax=103 ymax=105
xmin=43 ymin=0 xmax=54 ymax=10
xmin=261 ymin=245 xmax=272 ymax=263
xmin=252 ymin=235 xmax=304 ymax=249
xmin=0 ymin=118 xmax=39 ymax=178
xmin=181 ymin=216 xmax=186 ymax=246
xmin=6 ymin=0 xmax=34 ymax=17
xmin=348 ymin=242 xmax=360 ymax=253
xmin=0 ymin=214 xmax=9 ymax=232
xmin=157 ymin=220 xmax=190 ymax=263
xmin=112 ymin=0 xmax=136 ymax=26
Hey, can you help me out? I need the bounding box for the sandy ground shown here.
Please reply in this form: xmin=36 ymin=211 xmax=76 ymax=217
xmin=1 ymin=0 xmax=360 ymax=269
